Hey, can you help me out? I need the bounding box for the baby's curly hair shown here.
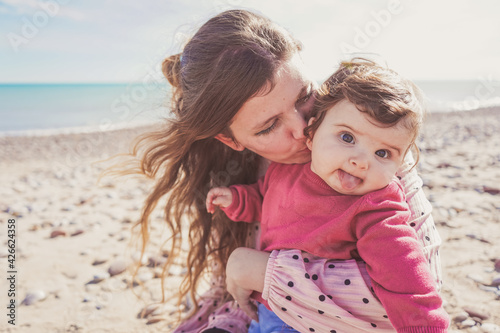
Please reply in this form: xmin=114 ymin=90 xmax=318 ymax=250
xmin=305 ymin=58 xmax=426 ymax=163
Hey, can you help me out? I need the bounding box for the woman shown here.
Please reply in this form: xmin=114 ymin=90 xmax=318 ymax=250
xmin=131 ymin=9 xmax=442 ymax=333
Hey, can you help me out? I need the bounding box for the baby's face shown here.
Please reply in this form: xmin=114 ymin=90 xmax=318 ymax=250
xmin=307 ymin=99 xmax=412 ymax=195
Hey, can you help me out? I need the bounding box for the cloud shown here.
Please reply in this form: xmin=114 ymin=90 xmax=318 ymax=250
xmin=0 ymin=0 xmax=86 ymax=21
xmin=1 ymin=0 xmax=500 ymax=82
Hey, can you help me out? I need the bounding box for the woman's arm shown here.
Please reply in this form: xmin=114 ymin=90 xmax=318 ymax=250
xmin=396 ymin=152 xmax=443 ymax=290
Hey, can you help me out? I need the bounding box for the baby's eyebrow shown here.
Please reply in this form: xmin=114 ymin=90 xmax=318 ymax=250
xmin=386 ymin=144 xmax=401 ymax=155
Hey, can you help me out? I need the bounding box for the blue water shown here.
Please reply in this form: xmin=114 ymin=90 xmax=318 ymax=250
xmin=1 ymin=80 xmax=499 ymax=134
xmin=0 ymin=83 xmax=170 ymax=134
xmin=415 ymin=79 xmax=500 ymax=113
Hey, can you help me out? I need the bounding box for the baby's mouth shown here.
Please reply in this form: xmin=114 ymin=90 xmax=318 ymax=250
xmin=338 ymin=170 xmax=362 ymax=190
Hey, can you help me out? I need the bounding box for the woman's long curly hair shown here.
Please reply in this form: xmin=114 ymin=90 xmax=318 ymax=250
xmin=128 ymin=9 xmax=302 ymax=323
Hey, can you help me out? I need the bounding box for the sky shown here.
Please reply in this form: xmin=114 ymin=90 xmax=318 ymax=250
xmin=1 ymin=0 xmax=499 ymax=83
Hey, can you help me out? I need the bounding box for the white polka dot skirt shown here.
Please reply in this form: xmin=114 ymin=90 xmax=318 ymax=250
xmin=262 ymin=249 xmax=396 ymax=333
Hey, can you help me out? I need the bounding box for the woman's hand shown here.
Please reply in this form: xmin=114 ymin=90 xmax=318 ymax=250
xmin=226 ymin=247 xmax=270 ymax=322
xmin=206 ymin=187 xmax=233 ymax=214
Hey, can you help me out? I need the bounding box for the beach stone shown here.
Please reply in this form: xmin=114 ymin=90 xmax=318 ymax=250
xmin=483 ymin=186 xmax=500 ymax=195
xmin=122 ymin=217 xmax=133 ymax=224
xmin=29 ymin=224 xmax=40 ymax=231
xmin=464 ymin=306 xmax=490 ymax=320
xmin=460 ymin=319 xmax=478 ymax=328
xmin=453 ymin=312 xmax=470 ymax=322
xmin=41 ymin=221 xmax=54 ymax=228
xmin=62 ymin=270 xmax=78 ymax=279
xmin=168 ymin=264 xmax=185 ymax=276
xmin=437 ymin=162 xmax=452 ymax=168
xmin=82 ymin=294 xmax=94 ymax=302
xmin=490 ymin=276 xmax=500 ymax=287
xmin=132 ymin=251 xmax=149 ymax=265
xmin=148 ymin=255 xmax=167 ymax=268
xmin=50 ymin=229 xmax=67 ymax=238
xmin=91 ymin=272 xmax=110 ymax=283
xmin=61 ymin=205 xmax=76 ymax=211
xmin=153 ymin=268 xmax=164 ymax=279
xmin=80 ymin=249 xmax=92 ymax=256
xmin=136 ymin=271 xmax=154 ymax=283
xmin=481 ymin=323 xmax=500 ymax=332
xmin=21 ymin=290 xmax=47 ymax=305
xmin=139 ymin=304 xmax=160 ymax=318
xmin=117 ymin=232 xmax=128 ymax=242
xmin=467 ymin=273 xmax=489 ymax=285
xmin=478 ymin=285 xmax=499 ymax=294
xmin=71 ymin=229 xmax=85 ymax=237
xmin=108 ymin=260 xmax=128 ymax=276
xmin=92 ymin=257 xmax=108 ymax=266
xmin=494 ymin=259 xmax=500 ymax=272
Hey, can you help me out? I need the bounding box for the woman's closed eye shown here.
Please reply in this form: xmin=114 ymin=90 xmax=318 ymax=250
xmin=256 ymin=119 xmax=279 ymax=136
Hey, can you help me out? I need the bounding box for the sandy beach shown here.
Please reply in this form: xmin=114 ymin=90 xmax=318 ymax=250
xmin=1 ymin=108 xmax=499 ymax=333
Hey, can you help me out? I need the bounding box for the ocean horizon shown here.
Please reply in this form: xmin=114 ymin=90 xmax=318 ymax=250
xmin=0 ymin=82 xmax=170 ymax=136
xmin=1 ymin=80 xmax=500 ymax=136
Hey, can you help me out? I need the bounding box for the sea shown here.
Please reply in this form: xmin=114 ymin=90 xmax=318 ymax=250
xmin=0 ymin=82 xmax=170 ymax=136
xmin=1 ymin=80 xmax=500 ymax=136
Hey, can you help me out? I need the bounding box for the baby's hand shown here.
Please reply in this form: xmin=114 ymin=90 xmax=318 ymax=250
xmin=206 ymin=187 xmax=233 ymax=214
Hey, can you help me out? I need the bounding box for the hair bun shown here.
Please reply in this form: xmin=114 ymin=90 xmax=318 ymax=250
xmin=162 ymin=53 xmax=182 ymax=87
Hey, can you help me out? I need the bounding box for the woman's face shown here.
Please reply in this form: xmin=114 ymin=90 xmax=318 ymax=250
xmin=217 ymin=54 xmax=316 ymax=164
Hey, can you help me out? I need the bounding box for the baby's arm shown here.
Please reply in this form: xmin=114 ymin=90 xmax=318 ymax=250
xmin=206 ymin=187 xmax=233 ymax=214
xmin=226 ymin=247 xmax=269 ymax=322
xmin=356 ymin=183 xmax=449 ymax=330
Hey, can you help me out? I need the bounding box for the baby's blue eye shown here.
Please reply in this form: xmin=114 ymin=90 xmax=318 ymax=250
xmin=376 ymin=150 xmax=389 ymax=158
xmin=341 ymin=133 xmax=354 ymax=143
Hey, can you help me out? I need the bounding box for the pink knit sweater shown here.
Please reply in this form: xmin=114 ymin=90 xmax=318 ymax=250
xmin=223 ymin=162 xmax=449 ymax=332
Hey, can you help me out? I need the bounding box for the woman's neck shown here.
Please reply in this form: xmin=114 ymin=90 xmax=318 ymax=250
xmin=258 ymin=158 xmax=272 ymax=177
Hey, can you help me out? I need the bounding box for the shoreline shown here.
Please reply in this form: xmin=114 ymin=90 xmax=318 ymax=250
xmin=1 ymin=106 xmax=498 ymax=138
xmin=0 ymin=119 xmax=160 ymax=138
xmin=1 ymin=107 xmax=499 ymax=332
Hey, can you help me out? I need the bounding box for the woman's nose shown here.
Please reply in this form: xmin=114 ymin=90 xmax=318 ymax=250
xmin=290 ymin=111 xmax=307 ymax=140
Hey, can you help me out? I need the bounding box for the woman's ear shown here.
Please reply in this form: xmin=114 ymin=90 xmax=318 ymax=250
xmin=306 ymin=117 xmax=316 ymax=151
xmin=214 ymin=134 xmax=245 ymax=151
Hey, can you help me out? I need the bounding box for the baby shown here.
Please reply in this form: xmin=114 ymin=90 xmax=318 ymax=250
xmin=207 ymin=59 xmax=449 ymax=332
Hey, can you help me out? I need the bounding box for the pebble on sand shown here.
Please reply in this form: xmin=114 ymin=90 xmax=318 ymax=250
xmin=108 ymin=259 xmax=128 ymax=276
xmin=21 ymin=290 xmax=47 ymax=306
xmin=50 ymin=229 xmax=67 ymax=238
xmin=463 ymin=306 xmax=491 ymax=321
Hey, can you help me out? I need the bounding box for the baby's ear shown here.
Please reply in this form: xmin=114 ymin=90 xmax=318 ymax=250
xmin=306 ymin=117 xmax=316 ymax=151
xmin=307 ymin=116 xmax=316 ymax=127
